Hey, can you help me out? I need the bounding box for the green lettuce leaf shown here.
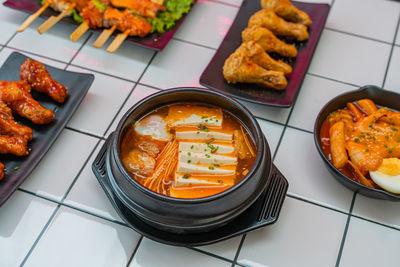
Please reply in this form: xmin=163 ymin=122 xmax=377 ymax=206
xmin=149 ymin=0 xmax=194 ymax=34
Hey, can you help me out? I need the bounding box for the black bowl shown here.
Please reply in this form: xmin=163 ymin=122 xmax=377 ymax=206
xmin=104 ymin=87 xmax=274 ymax=233
xmin=314 ymin=85 xmax=400 ymax=201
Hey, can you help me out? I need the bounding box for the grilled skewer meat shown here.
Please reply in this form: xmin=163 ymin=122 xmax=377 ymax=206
xmin=111 ymin=0 xmax=165 ymax=18
xmin=20 ymin=58 xmax=68 ymax=103
xmin=103 ymin=8 xmax=152 ymax=37
xmin=0 ymin=81 xmax=54 ymax=124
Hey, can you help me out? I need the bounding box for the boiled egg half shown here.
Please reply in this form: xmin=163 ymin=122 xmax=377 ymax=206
xmin=370 ymin=158 xmax=400 ymax=194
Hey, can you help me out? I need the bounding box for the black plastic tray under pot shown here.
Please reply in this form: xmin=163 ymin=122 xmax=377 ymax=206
xmin=314 ymin=85 xmax=400 ymax=201
xmin=91 ymin=87 xmax=288 ymax=234
xmin=93 ymin=132 xmax=288 ymax=246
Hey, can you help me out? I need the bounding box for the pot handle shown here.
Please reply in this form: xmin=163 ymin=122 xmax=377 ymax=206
xmin=92 ymin=132 xmax=114 ymax=191
xmin=255 ymin=163 xmax=288 ymax=223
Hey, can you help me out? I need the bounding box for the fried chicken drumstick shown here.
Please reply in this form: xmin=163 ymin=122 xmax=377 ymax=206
xmin=20 ymin=58 xmax=68 ymax=103
xmin=261 ymin=0 xmax=312 ymax=26
xmin=242 ymin=25 xmax=298 ymax=58
xmin=0 ymin=101 xmax=33 ymax=141
xmin=0 ymin=136 xmax=29 ymax=156
xmin=223 ymin=42 xmax=287 ymax=90
xmin=0 ymin=81 xmax=54 ymax=124
xmin=248 ymin=9 xmax=309 ymax=41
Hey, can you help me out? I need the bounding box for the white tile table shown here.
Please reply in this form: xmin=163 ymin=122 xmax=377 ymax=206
xmin=0 ymin=0 xmax=400 ymax=266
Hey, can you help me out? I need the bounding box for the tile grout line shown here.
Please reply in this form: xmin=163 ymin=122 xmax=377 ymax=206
xmin=171 ymin=37 xmax=217 ymax=51
xmin=0 ymin=27 xmax=20 ymax=53
xmin=335 ymin=192 xmax=357 ymax=267
xmin=17 ymin=188 xmax=129 ymax=228
xmin=64 ymin=126 xmax=106 ymax=140
xmin=381 ymin=13 xmax=400 ymax=89
xmin=286 ymin=194 xmax=349 ymax=216
xmin=6 ymin=45 xmax=70 ymax=65
xmin=19 ymin=30 xmax=104 ymax=266
xmin=20 ymin=205 xmax=61 ymax=266
xmin=231 ymin=234 xmax=247 ymax=266
xmin=64 ymin=32 xmax=93 ymax=70
xmin=100 ymin=51 xmax=158 ymax=138
xmin=306 ymin=72 xmax=360 ymax=88
xmin=324 ymin=27 xmax=393 ymax=46
xmin=19 ymin=139 xmax=104 ymax=266
xmin=206 ymin=0 xmax=241 ymax=8
xmin=189 ymin=247 xmax=234 ymax=264
xmin=126 ymin=235 xmax=143 ymax=267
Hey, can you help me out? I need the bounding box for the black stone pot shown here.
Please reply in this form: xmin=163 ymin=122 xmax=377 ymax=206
xmin=95 ymin=87 xmax=281 ymax=233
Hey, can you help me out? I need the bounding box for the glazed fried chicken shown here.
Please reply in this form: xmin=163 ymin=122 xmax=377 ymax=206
xmin=261 ymin=0 xmax=312 ymax=26
xmin=0 ymin=135 xmax=29 ymax=156
xmin=0 ymin=81 xmax=54 ymax=124
xmin=248 ymin=9 xmax=309 ymax=41
xmin=242 ymin=25 xmax=297 ymax=58
xmin=0 ymin=101 xmax=33 ymax=141
xmin=223 ymin=45 xmax=287 ymax=90
xmin=103 ymin=8 xmax=152 ymax=37
xmin=111 ymin=0 xmax=166 ymax=18
xmin=20 ymin=59 xmax=68 ymax=103
xmin=239 ymin=41 xmax=292 ymax=74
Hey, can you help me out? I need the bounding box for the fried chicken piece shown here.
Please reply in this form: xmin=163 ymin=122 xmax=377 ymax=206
xmin=20 ymin=58 xmax=68 ymax=103
xmin=248 ymin=9 xmax=309 ymax=41
xmin=238 ymin=41 xmax=292 ymax=74
xmin=242 ymin=25 xmax=297 ymax=57
xmin=0 ymin=135 xmax=29 ymax=156
xmin=111 ymin=0 xmax=166 ymax=18
xmin=261 ymin=0 xmax=312 ymax=26
xmin=0 ymin=81 xmax=54 ymax=124
xmin=103 ymin=8 xmax=152 ymax=37
xmin=223 ymin=46 xmax=287 ymax=90
xmin=0 ymin=101 xmax=33 ymax=141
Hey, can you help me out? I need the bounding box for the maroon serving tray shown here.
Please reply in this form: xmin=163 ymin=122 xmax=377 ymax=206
xmin=3 ymin=0 xmax=194 ymax=51
xmin=199 ymin=0 xmax=330 ymax=107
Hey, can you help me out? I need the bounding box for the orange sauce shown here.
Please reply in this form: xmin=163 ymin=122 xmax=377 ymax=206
xmin=120 ymin=104 xmax=257 ymax=198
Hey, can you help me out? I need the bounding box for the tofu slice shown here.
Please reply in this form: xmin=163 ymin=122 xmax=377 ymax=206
xmin=179 ymin=151 xmax=237 ymax=165
xmin=176 ymin=130 xmax=232 ymax=141
xmin=177 ymin=162 xmax=236 ymax=175
xmin=175 ymin=173 xmax=235 ymax=186
xmin=179 ymin=142 xmax=234 ymax=154
xmin=167 ymin=105 xmax=223 ymax=127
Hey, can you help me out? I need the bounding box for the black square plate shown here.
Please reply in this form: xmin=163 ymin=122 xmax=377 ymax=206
xmin=0 ymin=52 xmax=94 ymax=207
xmin=200 ymin=0 xmax=330 ymax=107
xmin=3 ymin=0 xmax=195 ymax=51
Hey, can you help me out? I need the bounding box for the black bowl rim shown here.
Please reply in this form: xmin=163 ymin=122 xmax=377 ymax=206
xmin=113 ymin=87 xmax=270 ymax=204
xmin=313 ymin=84 xmax=400 ymax=200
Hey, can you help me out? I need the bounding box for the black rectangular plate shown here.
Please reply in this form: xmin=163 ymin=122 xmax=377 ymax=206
xmin=3 ymin=0 xmax=194 ymax=51
xmin=0 ymin=52 xmax=94 ymax=207
xmin=200 ymin=0 xmax=330 ymax=107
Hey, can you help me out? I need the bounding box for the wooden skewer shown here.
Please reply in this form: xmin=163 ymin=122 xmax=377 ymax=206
xmin=17 ymin=2 xmax=50 ymax=32
xmin=70 ymin=21 xmax=89 ymax=42
xmin=37 ymin=3 xmax=76 ymax=34
xmin=93 ymin=25 xmax=117 ymax=48
xmin=106 ymin=29 xmax=130 ymax=53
